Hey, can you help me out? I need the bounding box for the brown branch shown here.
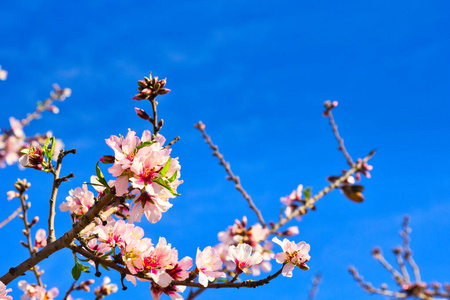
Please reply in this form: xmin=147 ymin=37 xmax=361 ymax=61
xmin=270 ymin=150 xmax=375 ymax=234
xmin=324 ymin=101 xmax=355 ymax=167
xmin=70 ymin=242 xmax=286 ymax=291
xmin=0 ymin=206 xmax=22 ymax=229
xmin=186 ymin=287 xmax=206 ymax=300
xmin=48 ymin=149 xmax=76 ymax=244
xmin=194 ymin=121 xmax=266 ymax=228
xmin=0 ymin=191 xmax=117 ymax=285
xmin=163 ymin=136 xmax=180 ymax=149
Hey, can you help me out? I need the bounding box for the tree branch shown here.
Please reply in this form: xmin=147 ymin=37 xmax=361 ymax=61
xmin=194 ymin=121 xmax=266 ymax=228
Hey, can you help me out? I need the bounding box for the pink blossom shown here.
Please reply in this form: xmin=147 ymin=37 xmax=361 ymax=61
xmin=94 ymin=277 xmax=117 ymax=299
xmin=128 ymin=190 xmax=173 ymax=224
xmin=34 ymin=229 xmax=47 ymax=250
xmin=272 ymin=237 xmax=311 ymax=277
xmin=17 ymin=281 xmax=58 ymax=300
xmin=251 ymin=241 xmax=274 ymax=276
xmin=150 ymin=282 xmax=185 ymax=300
xmin=6 ymin=191 xmax=18 ymax=201
xmin=195 ymin=246 xmax=226 ymax=287
xmin=226 ymin=243 xmax=263 ymax=275
xmin=59 ymin=185 xmax=95 ymax=219
xmin=0 ymin=65 xmax=7 ymax=81
xmin=0 ymin=281 xmax=12 ymax=300
xmin=142 ymin=237 xmax=178 ymax=287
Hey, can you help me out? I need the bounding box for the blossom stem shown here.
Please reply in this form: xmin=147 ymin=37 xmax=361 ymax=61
xmin=194 ymin=121 xmax=266 ymax=228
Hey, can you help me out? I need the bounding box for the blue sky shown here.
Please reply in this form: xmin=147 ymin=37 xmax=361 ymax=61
xmin=1 ymin=1 xmax=449 ymax=299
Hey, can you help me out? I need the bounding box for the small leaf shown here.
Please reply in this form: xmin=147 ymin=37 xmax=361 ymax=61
xmin=136 ymin=140 xmax=155 ymax=150
xmin=95 ymin=163 xmax=109 ymax=188
xmin=168 ymin=170 xmax=178 ymax=183
xmin=303 ymin=187 xmax=312 ymax=200
xmin=72 ymin=264 xmax=82 ymax=280
xmin=159 ymin=157 xmax=171 ymax=177
xmin=152 ymin=177 xmax=180 ymax=196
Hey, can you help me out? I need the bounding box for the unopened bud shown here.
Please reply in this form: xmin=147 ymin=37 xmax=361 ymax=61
xmin=158 ymin=119 xmax=164 ymax=129
xmin=134 ymin=107 xmax=152 ymax=122
xmin=20 ymin=241 xmax=28 ymax=248
xmin=137 ymin=80 xmax=147 ymax=88
xmin=22 ymin=229 xmax=28 ymax=236
xmin=100 ymin=155 xmax=115 ymax=164
xmin=282 ymin=226 xmax=299 ymax=237
xmin=30 ymin=216 xmax=39 ymax=227
xmin=158 ymin=88 xmax=170 ymax=95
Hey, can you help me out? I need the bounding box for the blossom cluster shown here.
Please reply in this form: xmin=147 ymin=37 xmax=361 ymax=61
xmin=104 ymin=130 xmax=182 ymax=224
xmin=1 ymin=118 xmax=64 ymax=170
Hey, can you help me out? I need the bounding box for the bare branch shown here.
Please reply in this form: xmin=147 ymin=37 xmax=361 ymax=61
xmin=194 ymin=121 xmax=266 ymax=228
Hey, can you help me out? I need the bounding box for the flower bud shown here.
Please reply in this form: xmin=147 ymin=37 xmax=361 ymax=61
xmin=99 ymin=155 xmax=115 ymax=164
xmin=134 ymin=107 xmax=152 ymax=121
xmin=30 ymin=216 xmax=39 ymax=227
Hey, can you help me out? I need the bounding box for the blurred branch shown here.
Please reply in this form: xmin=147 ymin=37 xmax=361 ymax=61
xmin=349 ymin=216 xmax=450 ymax=299
xmin=0 ymin=206 xmax=22 ymax=229
xmin=307 ymin=273 xmax=322 ymax=300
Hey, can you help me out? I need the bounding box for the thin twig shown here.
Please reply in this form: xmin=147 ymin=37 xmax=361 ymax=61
xmin=163 ymin=136 xmax=180 ymax=149
xmin=18 ymin=192 xmax=43 ymax=286
xmin=62 ymin=281 xmax=77 ymax=300
xmin=0 ymin=206 xmax=22 ymax=229
xmin=324 ymin=102 xmax=355 ymax=167
xmin=186 ymin=287 xmax=205 ymax=300
xmin=194 ymin=121 xmax=266 ymax=227
xmin=48 ymin=149 xmax=76 ymax=244
xmin=372 ymin=250 xmax=405 ymax=286
xmin=401 ymin=216 xmax=422 ymax=284
xmin=270 ymin=150 xmax=375 ymax=234
xmin=394 ymin=247 xmax=410 ymax=284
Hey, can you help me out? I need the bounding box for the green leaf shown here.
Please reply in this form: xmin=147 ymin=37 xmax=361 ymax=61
xmin=168 ymin=170 xmax=178 ymax=183
xmin=160 ymin=157 xmax=171 ymax=177
xmin=95 ymin=163 xmax=109 ymax=188
xmin=152 ymin=177 xmax=180 ymax=196
xmin=71 ymin=264 xmax=82 ymax=280
xmin=303 ymin=187 xmax=312 ymax=200
xmin=136 ymin=140 xmax=155 ymax=150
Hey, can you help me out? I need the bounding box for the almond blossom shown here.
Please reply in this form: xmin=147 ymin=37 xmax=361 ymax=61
xmin=59 ymin=185 xmax=95 ymax=220
xmin=34 ymin=229 xmax=47 ymax=250
xmin=94 ymin=277 xmax=118 ymax=299
xmin=195 ymin=246 xmax=226 ymax=287
xmin=272 ymin=237 xmax=311 ymax=277
xmin=226 ymin=243 xmax=263 ymax=275
xmin=0 ymin=281 xmax=12 ymax=300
